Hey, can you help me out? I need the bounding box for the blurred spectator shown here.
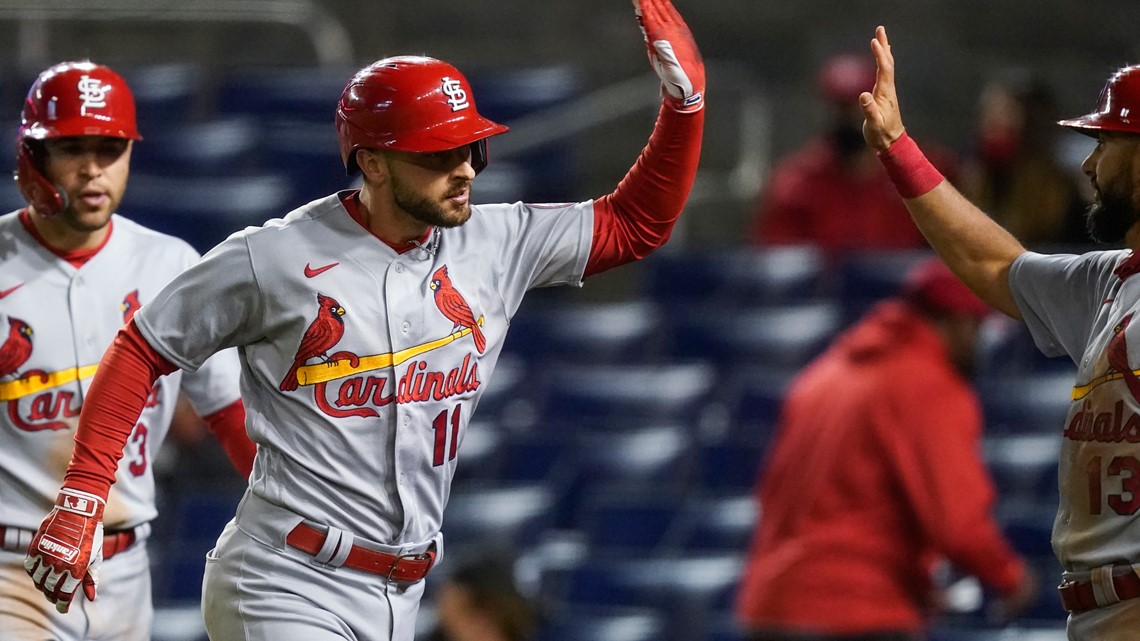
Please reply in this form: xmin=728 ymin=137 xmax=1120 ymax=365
xmin=748 ymin=54 xmax=957 ymax=254
xmin=958 ymin=71 xmax=1091 ymax=247
xmin=735 ymin=258 xmax=1037 ymax=641
xmin=426 ymin=553 xmax=539 ymax=641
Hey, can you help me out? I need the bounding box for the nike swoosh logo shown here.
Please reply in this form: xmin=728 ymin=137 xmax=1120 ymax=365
xmin=0 ymin=284 xmax=23 ymax=299
xmin=304 ymin=262 xmax=340 ymax=278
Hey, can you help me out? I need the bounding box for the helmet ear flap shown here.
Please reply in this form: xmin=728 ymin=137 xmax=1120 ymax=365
xmin=15 ymin=140 xmax=64 ymax=218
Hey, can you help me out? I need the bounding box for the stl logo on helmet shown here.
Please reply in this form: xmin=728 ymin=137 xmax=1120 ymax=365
xmin=77 ymin=75 xmax=110 ymax=117
xmin=441 ymin=78 xmax=470 ymax=112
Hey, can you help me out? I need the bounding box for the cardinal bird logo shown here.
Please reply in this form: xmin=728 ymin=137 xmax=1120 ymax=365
xmin=1107 ymin=313 xmax=1140 ymax=403
xmin=120 ymin=289 xmax=142 ymax=323
xmin=430 ymin=265 xmax=486 ymax=354
xmin=279 ymin=293 xmax=347 ymax=391
xmin=0 ymin=317 xmax=34 ymax=379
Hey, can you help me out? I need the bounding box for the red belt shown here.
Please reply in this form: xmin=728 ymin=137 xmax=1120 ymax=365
xmin=0 ymin=525 xmax=138 ymax=560
xmin=102 ymin=529 xmax=138 ymax=560
xmin=285 ymin=523 xmax=435 ymax=582
xmin=1059 ymin=571 xmax=1140 ymax=613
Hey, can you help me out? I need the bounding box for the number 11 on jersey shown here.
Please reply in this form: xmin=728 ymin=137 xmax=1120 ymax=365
xmin=431 ymin=404 xmax=462 ymax=467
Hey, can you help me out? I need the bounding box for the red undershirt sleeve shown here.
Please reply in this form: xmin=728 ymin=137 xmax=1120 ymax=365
xmin=585 ymin=104 xmax=704 ymax=277
xmin=64 ymin=319 xmax=178 ymax=498
xmin=203 ymin=399 xmax=255 ymax=478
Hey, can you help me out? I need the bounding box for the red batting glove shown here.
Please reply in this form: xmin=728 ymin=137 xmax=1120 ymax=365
xmin=634 ymin=0 xmax=705 ymax=112
xmin=24 ymin=488 xmax=106 ymax=614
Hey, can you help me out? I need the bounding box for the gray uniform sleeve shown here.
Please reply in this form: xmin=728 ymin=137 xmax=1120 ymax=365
xmin=1009 ymin=250 xmax=1127 ymax=361
xmin=473 ymin=201 xmax=592 ymax=312
xmin=135 ymin=234 xmax=265 ymax=372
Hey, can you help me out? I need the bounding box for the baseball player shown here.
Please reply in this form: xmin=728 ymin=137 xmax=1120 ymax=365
xmin=3 ymin=61 xmax=255 ymax=640
xmin=861 ymin=26 xmax=1140 ymax=641
xmin=22 ymin=1 xmax=704 ymax=639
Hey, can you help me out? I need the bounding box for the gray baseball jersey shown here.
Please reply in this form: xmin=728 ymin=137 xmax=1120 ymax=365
xmin=134 ymin=193 xmax=591 ymax=547
xmin=1010 ymin=249 xmax=1140 ymax=571
xmin=0 ymin=210 xmax=242 ymax=639
xmin=0 ymin=211 xmax=242 ymax=530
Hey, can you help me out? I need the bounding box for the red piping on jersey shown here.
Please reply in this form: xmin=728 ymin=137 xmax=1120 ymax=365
xmin=1115 ymin=251 xmax=1140 ymax=281
xmin=339 ymin=191 xmax=432 ymax=254
xmin=64 ymin=320 xmax=177 ymax=499
xmin=586 ymin=105 xmax=704 ymax=276
xmin=19 ymin=208 xmax=113 ymax=268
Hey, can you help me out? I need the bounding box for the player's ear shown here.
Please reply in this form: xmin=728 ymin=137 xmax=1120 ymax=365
xmin=356 ymin=149 xmax=390 ymax=184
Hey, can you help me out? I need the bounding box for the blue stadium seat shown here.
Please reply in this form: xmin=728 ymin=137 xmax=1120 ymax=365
xmin=154 ymin=488 xmax=243 ymax=603
xmin=124 ymin=172 xmax=297 ymax=252
xmin=541 ymin=362 xmax=717 ymax=424
xmin=572 ymin=425 xmax=693 ymax=490
xmin=503 ymin=299 xmax=666 ymax=365
xmin=723 ymin=365 xmax=799 ymax=441
xmin=669 ymin=493 xmax=757 ymax=551
xmin=978 ymin=316 xmax=1077 ymax=375
xmin=497 ymin=432 xmax=574 ymax=484
xmin=695 ymin=442 xmax=765 ymax=492
xmin=835 ymin=249 xmax=933 ymax=322
xmin=668 ymin=302 xmax=841 ymax=370
xmin=555 ymin=424 xmax=693 ymax=524
xmin=538 ymin=608 xmax=667 ymax=641
xmin=643 ymin=246 xmax=828 ymax=310
xmin=984 ymin=433 xmax=1060 ymax=508
xmin=451 ymin=420 xmax=504 ymax=484
xmin=216 ymin=66 xmax=358 ymax=122
xmin=977 ymin=371 xmax=1074 ymax=435
xmin=130 ymin=117 xmax=262 ymax=176
xmin=120 ymin=63 xmax=206 ymax=126
xmin=443 ymin=483 xmax=557 ymax=548
xmin=260 ymin=119 xmax=353 ymax=204
xmin=578 ymin=491 xmax=680 ymax=552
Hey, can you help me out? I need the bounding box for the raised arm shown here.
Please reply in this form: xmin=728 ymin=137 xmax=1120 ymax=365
xmin=585 ymin=0 xmax=705 ymax=276
xmin=860 ymin=26 xmax=1027 ymax=318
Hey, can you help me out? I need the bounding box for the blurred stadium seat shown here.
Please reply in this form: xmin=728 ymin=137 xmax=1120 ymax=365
xmin=984 ymin=433 xmax=1060 ymax=508
xmin=577 ymin=491 xmax=680 ymax=553
xmin=130 ymin=117 xmax=261 ymax=176
xmin=643 ymin=245 xmax=828 ymax=310
xmin=120 ymin=63 xmax=207 ymax=126
xmin=668 ymin=301 xmax=842 ymax=370
xmin=540 ymin=362 xmax=717 ymax=425
xmin=216 ymin=66 xmax=358 ymax=122
xmin=835 ymin=249 xmax=934 ymax=322
xmin=977 ymin=371 xmax=1074 ymax=435
xmin=668 ymin=493 xmax=757 ymax=552
xmin=443 ymin=483 xmax=558 ymax=548
xmin=538 ymin=607 xmax=667 ymax=641
xmin=125 ymin=172 xmax=297 ymax=253
xmin=503 ymin=299 xmax=666 ymax=365
xmin=260 ymin=118 xmax=353 ymax=204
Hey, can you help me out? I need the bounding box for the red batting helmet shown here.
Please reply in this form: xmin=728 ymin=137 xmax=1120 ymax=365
xmin=1058 ymin=64 xmax=1140 ymax=137
xmin=15 ymin=61 xmax=142 ymax=217
xmin=335 ymin=56 xmax=509 ymax=176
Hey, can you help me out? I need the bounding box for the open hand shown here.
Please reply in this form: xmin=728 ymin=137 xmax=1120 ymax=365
xmin=860 ymin=26 xmax=906 ymax=150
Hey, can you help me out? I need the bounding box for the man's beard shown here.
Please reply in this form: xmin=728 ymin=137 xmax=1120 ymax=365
xmin=1086 ymin=178 xmax=1140 ymax=244
xmin=391 ymin=173 xmax=471 ymax=228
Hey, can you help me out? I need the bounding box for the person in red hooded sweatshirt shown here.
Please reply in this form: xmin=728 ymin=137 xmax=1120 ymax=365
xmin=735 ymin=257 xmax=1038 ymax=641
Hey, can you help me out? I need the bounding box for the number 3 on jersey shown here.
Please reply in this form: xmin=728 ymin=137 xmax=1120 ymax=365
xmin=431 ymin=404 xmax=462 ymax=467
xmin=1087 ymin=454 xmax=1140 ymax=515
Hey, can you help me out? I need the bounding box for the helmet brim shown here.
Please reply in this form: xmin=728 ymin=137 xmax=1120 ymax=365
xmin=384 ymin=116 xmax=509 ymax=153
xmin=1057 ymin=112 xmax=1138 ymax=138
